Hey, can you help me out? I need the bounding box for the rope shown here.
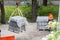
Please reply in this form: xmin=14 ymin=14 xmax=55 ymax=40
xmin=9 ymin=7 xmax=23 ymax=19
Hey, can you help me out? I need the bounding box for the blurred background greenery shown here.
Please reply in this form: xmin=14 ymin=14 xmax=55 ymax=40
xmin=3 ymin=5 xmax=58 ymax=22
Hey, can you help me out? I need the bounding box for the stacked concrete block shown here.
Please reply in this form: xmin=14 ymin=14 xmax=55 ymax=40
xmin=36 ymin=16 xmax=49 ymax=30
xmin=8 ymin=16 xmax=28 ymax=33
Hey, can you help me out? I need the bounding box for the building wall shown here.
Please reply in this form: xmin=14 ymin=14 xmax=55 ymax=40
xmin=4 ymin=0 xmax=32 ymax=6
xmin=4 ymin=0 xmax=60 ymax=6
xmin=38 ymin=0 xmax=60 ymax=5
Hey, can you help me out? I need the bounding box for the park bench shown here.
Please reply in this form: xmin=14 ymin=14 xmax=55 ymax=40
xmin=8 ymin=16 xmax=28 ymax=33
xmin=36 ymin=16 xmax=49 ymax=31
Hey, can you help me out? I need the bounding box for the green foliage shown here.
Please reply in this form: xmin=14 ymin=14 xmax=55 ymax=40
xmin=3 ymin=5 xmax=59 ymax=22
xmin=47 ymin=19 xmax=59 ymax=32
xmin=5 ymin=5 xmax=31 ymax=22
xmin=37 ymin=6 xmax=59 ymax=19
xmin=18 ymin=5 xmax=32 ymax=20
xmin=47 ymin=30 xmax=60 ymax=40
xmin=5 ymin=6 xmax=16 ymax=22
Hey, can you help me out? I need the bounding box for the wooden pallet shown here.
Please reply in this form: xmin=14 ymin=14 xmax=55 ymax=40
xmin=39 ymin=29 xmax=50 ymax=31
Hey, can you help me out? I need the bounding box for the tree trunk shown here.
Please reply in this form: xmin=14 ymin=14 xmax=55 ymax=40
xmin=0 ymin=1 xmax=1 ymax=9
xmin=0 ymin=0 xmax=6 ymax=24
xmin=43 ymin=0 xmax=47 ymax=6
xmin=32 ymin=0 xmax=37 ymax=22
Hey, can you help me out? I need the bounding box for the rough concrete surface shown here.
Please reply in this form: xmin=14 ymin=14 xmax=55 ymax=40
xmin=0 ymin=23 xmax=50 ymax=40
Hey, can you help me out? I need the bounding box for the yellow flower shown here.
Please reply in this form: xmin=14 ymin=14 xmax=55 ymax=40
xmin=48 ymin=21 xmax=53 ymax=27
xmin=49 ymin=24 xmax=52 ymax=27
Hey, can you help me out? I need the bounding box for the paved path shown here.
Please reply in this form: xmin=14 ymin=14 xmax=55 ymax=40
xmin=0 ymin=23 xmax=50 ymax=40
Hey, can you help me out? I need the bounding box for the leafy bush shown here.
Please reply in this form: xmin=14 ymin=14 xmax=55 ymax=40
xmin=3 ymin=5 xmax=59 ymax=22
xmin=5 ymin=5 xmax=31 ymax=22
xmin=37 ymin=6 xmax=59 ymax=19
xmin=5 ymin=6 xmax=16 ymax=22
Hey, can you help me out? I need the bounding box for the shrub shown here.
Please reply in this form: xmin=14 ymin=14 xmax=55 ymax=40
xmin=5 ymin=6 xmax=16 ymax=22
xmin=1 ymin=5 xmax=58 ymax=23
xmin=37 ymin=6 xmax=59 ymax=19
xmin=5 ymin=5 xmax=31 ymax=22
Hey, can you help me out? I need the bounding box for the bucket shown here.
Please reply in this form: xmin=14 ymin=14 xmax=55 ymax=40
xmin=0 ymin=36 xmax=15 ymax=40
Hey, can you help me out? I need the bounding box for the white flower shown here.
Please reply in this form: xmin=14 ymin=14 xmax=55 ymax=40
xmin=57 ymin=36 xmax=60 ymax=40
xmin=48 ymin=34 xmax=54 ymax=37
xmin=51 ymin=31 xmax=54 ymax=34
xmin=42 ymin=37 xmax=47 ymax=40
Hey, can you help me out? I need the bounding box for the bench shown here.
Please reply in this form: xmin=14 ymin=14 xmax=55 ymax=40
xmin=36 ymin=16 xmax=49 ymax=31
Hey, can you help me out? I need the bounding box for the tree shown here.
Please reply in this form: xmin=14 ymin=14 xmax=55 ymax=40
xmin=0 ymin=0 xmax=6 ymax=24
xmin=32 ymin=0 xmax=37 ymax=22
xmin=43 ymin=0 xmax=47 ymax=6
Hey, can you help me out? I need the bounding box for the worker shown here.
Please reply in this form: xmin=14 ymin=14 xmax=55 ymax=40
xmin=16 ymin=1 xmax=20 ymax=7
xmin=48 ymin=12 xmax=54 ymax=31
xmin=48 ymin=12 xmax=54 ymax=23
